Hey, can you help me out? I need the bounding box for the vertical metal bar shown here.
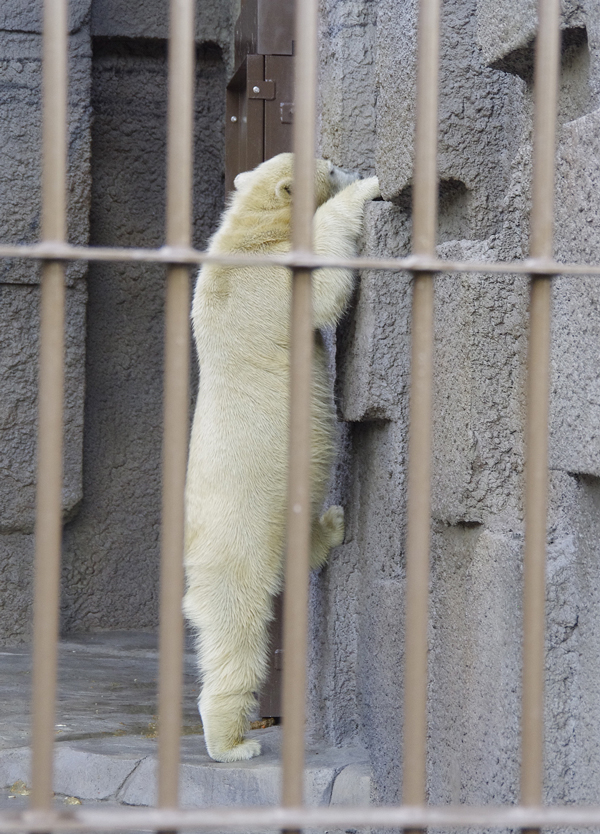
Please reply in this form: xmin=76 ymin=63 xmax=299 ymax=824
xmin=30 ymin=0 xmax=68 ymax=812
xmin=281 ymin=0 xmax=319 ymax=819
xmin=403 ymin=0 xmax=440 ymax=820
xmin=157 ymin=0 xmax=194 ymax=812
xmin=521 ymin=0 xmax=560 ymax=823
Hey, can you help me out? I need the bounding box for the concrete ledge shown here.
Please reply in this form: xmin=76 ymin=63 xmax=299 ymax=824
xmin=0 ymin=634 xmax=371 ymax=810
xmin=0 ymin=731 xmax=370 ymax=809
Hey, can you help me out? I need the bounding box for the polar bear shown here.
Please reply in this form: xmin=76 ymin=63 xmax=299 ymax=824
xmin=184 ymin=153 xmax=380 ymax=762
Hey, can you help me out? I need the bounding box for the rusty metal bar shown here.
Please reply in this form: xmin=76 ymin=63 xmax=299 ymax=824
xmin=12 ymin=803 xmax=600 ymax=832
xmin=521 ymin=0 xmax=560 ymax=820
xmin=403 ymin=0 xmax=440 ymax=818
xmin=30 ymin=0 xmax=68 ymax=812
xmin=157 ymin=0 xmax=195 ymax=812
xmin=281 ymin=0 xmax=319 ymax=815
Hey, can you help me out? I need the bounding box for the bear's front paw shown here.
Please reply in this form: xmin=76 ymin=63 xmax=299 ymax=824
xmin=207 ymin=738 xmax=261 ymax=763
xmin=321 ymin=505 xmax=345 ymax=549
xmin=359 ymin=176 xmax=381 ymax=202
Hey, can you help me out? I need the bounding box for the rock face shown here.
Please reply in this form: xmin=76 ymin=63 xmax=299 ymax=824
xmin=309 ymin=0 xmax=600 ymax=810
xmin=0 ymin=1 xmax=228 ymax=641
xmin=3 ymin=0 xmax=600 ymax=813
xmin=0 ymin=12 xmax=92 ymax=642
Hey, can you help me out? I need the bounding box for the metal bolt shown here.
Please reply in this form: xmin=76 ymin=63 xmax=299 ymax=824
xmin=252 ymin=85 xmax=260 ymax=94
xmin=230 ymin=116 xmax=237 ymax=122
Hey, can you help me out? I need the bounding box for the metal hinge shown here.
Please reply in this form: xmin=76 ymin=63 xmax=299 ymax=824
xmin=248 ymin=79 xmax=275 ymax=100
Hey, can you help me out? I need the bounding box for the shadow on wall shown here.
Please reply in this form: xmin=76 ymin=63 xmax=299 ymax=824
xmin=491 ymin=26 xmax=594 ymax=123
xmin=392 ymin=178 xmax=472 ymax=244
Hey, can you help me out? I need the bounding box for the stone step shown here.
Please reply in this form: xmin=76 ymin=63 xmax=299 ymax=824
xmin=0 ymin=731 xmax=371 ymax=808
xmin=0 ymin=632 xmax=371 ymax=816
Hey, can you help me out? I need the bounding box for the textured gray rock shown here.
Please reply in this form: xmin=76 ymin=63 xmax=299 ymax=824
xmin=376 ymin=0 xmax=524 ymax=240
xmin=118 ymin=732 xmax=349 ymax=807
xmin=0 ymin=0 xmax=91 ymax=35
xmin=0 ymin=535 xmax=35 ymax=643
xmin=337 ymin=202 xmax=412 ymax=422
xmin=0 ymin=632 xmax=204 ymax=753
xmin=549 ymin=110 xmax=600 ymax=477
xmin=59 ymin=38 xmax=225 ymax=634
xmin=0 ymin=1 xmax=227 ymax=642
xmin=0 ymin=734 xmax=369 ymax=810
xmin=330 ymin=763 xmax=372 ymax=805
xmin=428 ymin=525 xmax=522 ymax=805
xmin=0 ymin=634 xmax=372 ymax=811
xmin=432 ymin=239 xmax=528 ymax=527
xmin=0 ymin=284 xmax=86 ymax=533
xmin=90 ymin=0 xmax=232 ymax=61
xmin=317 ymin=0 xmax=377 ymax=176
xmin=0 ymin=24 xmax=90 ymax=641
xmin=0 ymin=747 xmax=30 ymax=789
xmin=0 ymin=30 xmax=91 ymax=284
xmin=312 ymin=0 xmax=600 ymax=811
xmin=309 ymin=418 xmax=408 ymax=803
xmin=476 ymin=0 xmax=586 ymax=73
xmin=53 ymin=748 xmax=140 ymax=800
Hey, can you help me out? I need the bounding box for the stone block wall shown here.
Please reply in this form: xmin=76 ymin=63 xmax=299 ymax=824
xmin=0 ymin=0 xmax=229 ymax=642
xmin=0 ymin=4 xmax=91 ymax=642
xmin=3 ymin=0 xmax=600 ymax=811
xmin=309 ymin=0 xmax=600 ymax=809
xmin=60 ymin=35 xmax=226 ymax=633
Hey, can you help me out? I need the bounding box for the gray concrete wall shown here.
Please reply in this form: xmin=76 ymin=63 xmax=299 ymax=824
xmin=4 ymin=0 xmax=600 ymax=811
xmin=60 ymin=36 xmax=226 ymax=633
xmin=0 ymin=5 xmax=91 ymax=642
xmin=0 ymin=0 xmax=229 ymax=642
xmin=309 ymin=0 xmax=600 ymax=809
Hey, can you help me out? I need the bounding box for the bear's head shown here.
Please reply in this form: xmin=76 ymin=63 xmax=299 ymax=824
xmin=233 ymin=153 xmax=358 ymax=212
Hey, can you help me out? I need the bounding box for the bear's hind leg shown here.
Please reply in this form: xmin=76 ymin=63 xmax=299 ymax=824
xmin=310 ymin=505 xmax=344 ymax=570
xmin=184 ymin=567 xmax=272 ymax=763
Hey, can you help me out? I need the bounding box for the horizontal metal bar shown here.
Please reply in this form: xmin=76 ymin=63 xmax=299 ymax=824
xmin=6 ymin=804 xmax=600 ymax=831
xmin=0 ymin=242 xmax=599 ymax=276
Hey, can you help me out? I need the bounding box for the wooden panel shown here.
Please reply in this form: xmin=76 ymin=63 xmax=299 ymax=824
xmin=234 ymin=0 xmax=257 ymax=74
xmin=225 ymin=56 xmax=265 ymax=195
xmin=243 ymin=54 xmax=265 ymax=174
xmin=257 ymin=0 xmax=295 ymax=56
xmin=259 ymin=592 xmax=283 ymax=718
xmin=264 ymin=55 xmax=294 ymax=159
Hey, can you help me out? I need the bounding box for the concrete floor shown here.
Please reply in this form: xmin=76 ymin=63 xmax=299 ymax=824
xmin=0 ymin=632 xmax=371 ymax=811
xmin=0 ymin=630 xmax=201 ymax=750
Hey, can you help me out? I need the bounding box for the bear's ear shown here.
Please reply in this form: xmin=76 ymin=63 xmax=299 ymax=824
xmin=234 ymin=171 xmax=253 ymax=191
xmin=275 ymin=177 xmax=293 ymax=201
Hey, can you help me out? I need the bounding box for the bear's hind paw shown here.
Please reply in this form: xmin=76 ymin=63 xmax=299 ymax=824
xmin=321 ymin=505 xmax=345 ymax=549
xmin=208 ymin=738 xmax=261 ymax=763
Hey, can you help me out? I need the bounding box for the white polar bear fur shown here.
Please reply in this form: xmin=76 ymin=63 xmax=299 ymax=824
xmin=184 ymin=153 xmax=380 ymax=762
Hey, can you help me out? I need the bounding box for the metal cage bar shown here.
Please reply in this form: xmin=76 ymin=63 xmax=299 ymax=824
xmin=157 ymin=0 xmax=195 ymax=811
xmin=4 ymin=241 xmax=600 ymax=277
xmin=280 ymin=0 xmax=319 ymax=815
xmin=30 ymin=0 xmax=68 ymax=811
xmin=11 ymin=802 xmax=600 ymax=832
xmin=2 ymin=0 xmax=590 ymax=829
xmin=402 ymin=0 xmax=440 ymax=816
xmin=521 ymin=0 xmax=561 ymax=819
